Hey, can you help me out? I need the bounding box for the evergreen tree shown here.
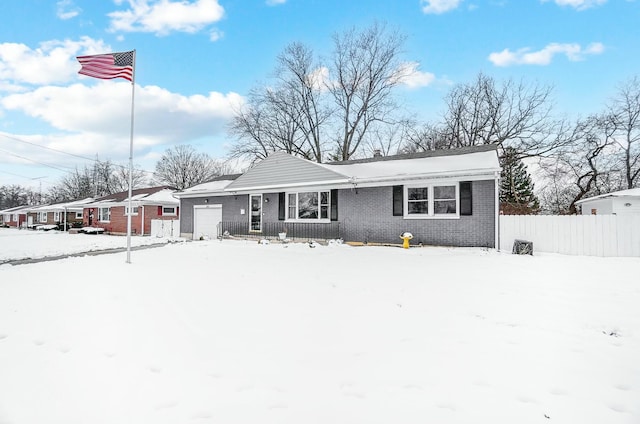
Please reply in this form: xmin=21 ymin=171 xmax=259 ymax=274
xmin=500 ymin=147 xmax=540 ymax=214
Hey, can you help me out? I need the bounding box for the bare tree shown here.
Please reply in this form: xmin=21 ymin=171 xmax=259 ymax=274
xmin=112 ymin=165 xmax=149 ymax=193
xmin=47 ymin=159 xmax=148 ymax=202
xmin=410 ymin=73 xmax=562 ymax=159
xmin=0 ymin=185 xmax=38 ymax=208
xmin=229 ymin=43 xmax=330 ymax=163
xmin=276 ymin=42 xmax=331 ymax=162
xmin=51 ymin=168 xmax=94 ymax=201
xmin=229 ymin=22 xmax=409 ymax=163
xmin=154 ymin=145 xmax=230 ymax=190
xmin=401 ymin=122 xmax=451 ymax=153
xmin=537 ymin=115 xmax=619 ymax=213
xmin=608 ymin=76 xmax=640 ymax=189
xmin=330 ymin=22 xmax=408 ymax=161
xmin=229 ymin=87 xmax=308 ymax=162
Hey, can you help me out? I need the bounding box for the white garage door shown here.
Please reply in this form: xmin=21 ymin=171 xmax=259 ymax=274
xmin=193 ymin=205 xmax=222 ymax=240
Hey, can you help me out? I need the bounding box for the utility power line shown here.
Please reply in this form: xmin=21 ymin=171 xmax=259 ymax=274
xmin=0 ymin=133 xmax=155 ymax=175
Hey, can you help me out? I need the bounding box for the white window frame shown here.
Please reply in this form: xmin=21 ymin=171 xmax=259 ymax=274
xmin=124 ymin=206 xmax=139 ymax=216
xmin=53 ymin=212 xmax=60 ymax=222
xmin=162 ymin=206 xmax=177 ymax=216
xmin=98 ymin=207 xmax=111 ymax=222
xmin=38 ymin=212 xmax=47 ymax=223
xmin=285 ymin=190 xmax=331 ymax=222
xmin=75 ymin=211 xmax=83 ymax=219
xmin=404 ymin=183 xmax=460 ymax=219
xmin=12 ymin=214 xmax=18 ymax=222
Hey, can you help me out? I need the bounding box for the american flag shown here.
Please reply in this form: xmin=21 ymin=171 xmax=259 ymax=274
xmin=76 ymin=51 xmax=135 ymax=82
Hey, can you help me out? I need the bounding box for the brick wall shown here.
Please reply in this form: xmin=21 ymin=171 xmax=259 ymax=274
xmin=84 ymin=205 xmax=179 ymax=235
xmin=336 ymin=181 xmax=496 ymax=247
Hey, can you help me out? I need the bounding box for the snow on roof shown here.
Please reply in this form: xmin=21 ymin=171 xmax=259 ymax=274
xmin=575 ymin=188 xmax=640 ymax=204
xmin=142 ymin=188 xmax=179 ymax=204
xmin=320 ymin=150 xmax=500 ymax=183
xmin=26 ymin=198 xmax=96 ymax=212
xmin=0 ymin=205 xmax=30 ymax=214
xmin=87 ymin=188 xmax=178 ymax=207
xmin=174 ymin=177 xmax=238 ymax=197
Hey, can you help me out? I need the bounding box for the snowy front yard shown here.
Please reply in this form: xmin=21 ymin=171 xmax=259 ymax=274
xmin=0 ymin=230 xmax=638 ymax=424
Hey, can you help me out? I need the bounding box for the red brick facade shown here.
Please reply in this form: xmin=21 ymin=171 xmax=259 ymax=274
xmin=84 ymin=205 xmax=179 ymax=235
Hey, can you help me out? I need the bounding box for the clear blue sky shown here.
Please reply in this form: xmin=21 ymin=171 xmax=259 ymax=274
xmin=1 ymin=0 xmax=638 ymax=191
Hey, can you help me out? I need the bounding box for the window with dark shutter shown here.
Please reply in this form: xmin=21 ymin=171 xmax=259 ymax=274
xmin=392 ymin=185 xmax=403 ymax=216
xmin=330 ymin=189 xmax=338 ymax=221
xmin=460 ymin=181 xmax=472 ymax=216
xmin=278 ymin=192 xmax=285 ymax=220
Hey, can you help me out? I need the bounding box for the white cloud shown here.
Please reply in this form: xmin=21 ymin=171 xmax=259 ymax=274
xmin=421 ymin=0 xmax=463 ymax=14
xmin=397 ymin=62 xmax=436 ymax=88
xmin=541 ymin=0 xmax=607 ymax=10
xmin=1 ymin=82 xmax=243 ymax=158
xmin=209 ymin=29 xmax=224 ymax=42
xmin=266 ymin=0 xmax=286 ymax=5
xmin=108 ymin=0 xmax=225 ymax=36
xmin=488 ymin=42 xmax=605 ymax=66
xmin=0 ymin=38 xmax=112 ymax=86
xmin=56 ymin=0 xmax=81 ymax=20
xmin=306 ymin=66 xmax=330 ymax=91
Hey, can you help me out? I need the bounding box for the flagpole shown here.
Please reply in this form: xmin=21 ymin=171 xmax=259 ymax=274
xmin=126 ymin=50 xmax=136 ymax=264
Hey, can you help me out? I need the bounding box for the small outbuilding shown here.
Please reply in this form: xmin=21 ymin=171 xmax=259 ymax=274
xmin=576 ymin=188 xmax=640 ymax=216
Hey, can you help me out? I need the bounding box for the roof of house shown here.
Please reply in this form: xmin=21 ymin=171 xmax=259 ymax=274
xmin=174 ymin=145 xmax=500 ymax=196
xmin=320 ymin=145 xmax=499 ymax=183
xmin=225 ymin=152 xmax=347 ymax=192
xmin=174 ymin=175 xmax=241 ymax=197
xmin=575 ymin=188 xmax=640 ymax=204
xmin=0 ymin=205 xmax=31 ymax=214
xmin=326 ymin=144 xmax=498 ymax=165
xmin=87 ymin=186 xmax=178 ymax=206
xmin=27 ymin=198 xmax=95 ymax=213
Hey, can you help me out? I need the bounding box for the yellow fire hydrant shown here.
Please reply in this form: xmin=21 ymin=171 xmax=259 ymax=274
xmin=400 ymin=232 xmax=413 ymax=249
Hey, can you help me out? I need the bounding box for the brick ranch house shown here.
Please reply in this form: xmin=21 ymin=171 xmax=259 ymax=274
xmin=0 ymin=205 xmax=30 ymax=228
xmin=82 ymin=186 xmax=179 ymax=235
xmin=174 ymin=145 xmax=501 ymax=248
xmin=25 ymin=198 xmax=94 ymax=229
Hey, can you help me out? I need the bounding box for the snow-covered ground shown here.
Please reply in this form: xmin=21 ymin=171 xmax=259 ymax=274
xmin=0 ymin=228 xmax=172 ymax=261
xmin=0 ymin=229 xmax=638 ymax=424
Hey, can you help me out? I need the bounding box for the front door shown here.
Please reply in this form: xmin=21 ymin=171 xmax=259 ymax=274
xmin=250 ymin=194 xmax=262 ymax=232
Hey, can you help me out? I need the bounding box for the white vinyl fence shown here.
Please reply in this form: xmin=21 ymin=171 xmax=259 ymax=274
xmin=150 ymin=219 xmax=179 ymax=238
xmin=499 ymin=215 xmax=640 ymax=257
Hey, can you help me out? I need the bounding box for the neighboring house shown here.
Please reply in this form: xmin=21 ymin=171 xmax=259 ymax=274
xmin=1 ymin=205 xmax=30 ymax=228
xmin=83 ymin=186 xmax=179 ymax=235
xmin=25 ymin=198 xmax=95 ymax=230
xmin=174 ymin=145 xmax=501 ymax=247
xmin=576 ymin=188 xmax=640 ymax=215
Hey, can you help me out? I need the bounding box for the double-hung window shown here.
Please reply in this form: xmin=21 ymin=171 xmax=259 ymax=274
xmin=404 ymin=184 xmax=459 ymax=218
xmin=53 ymin=212 xmax=60 ymax=222
xmin=286 ymin=191 xmax=330 ymax=221
xmin=124 ymin=206 xmax=139 ymax=216
xmin=98 ymin=207 xmax=111 ymax=222
xmin=38 ymin=212 xmax=47 ymax=223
